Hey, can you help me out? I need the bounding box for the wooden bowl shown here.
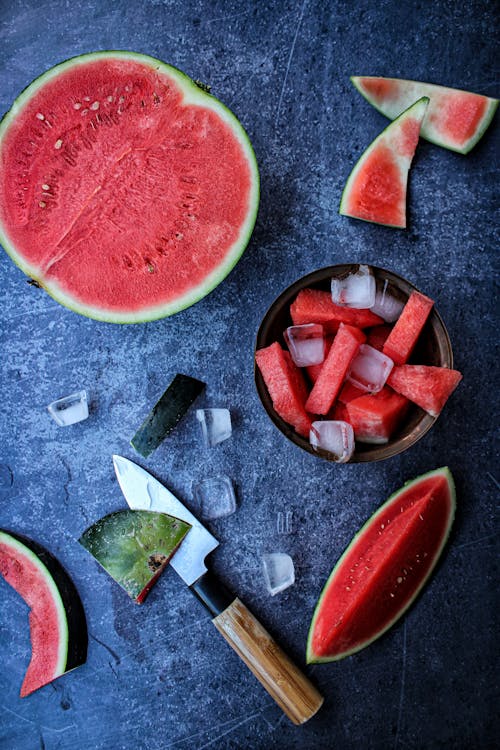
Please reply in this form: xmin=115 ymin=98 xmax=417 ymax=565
xmin=254 ymin=264 xmax=453 ymax=463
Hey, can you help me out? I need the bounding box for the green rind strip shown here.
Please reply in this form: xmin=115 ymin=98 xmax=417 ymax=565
xmin=131 ymin=373 xmax=205 ymax=458
xmin=0 ymin=51 xmax=260 ymax=323
xmin=350 ymin=76 xmax=498 ymax=155
xmin=306 ymin=467 xmax=456 ymax=664
xmin=0 ymin=530 xmax=69 ymax=679
xmin=339 ymin=97 xmax=429 ymax=229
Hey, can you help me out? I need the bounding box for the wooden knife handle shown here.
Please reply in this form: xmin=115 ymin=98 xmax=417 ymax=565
xmin=212 ymin=597 xmax=324 ymax=725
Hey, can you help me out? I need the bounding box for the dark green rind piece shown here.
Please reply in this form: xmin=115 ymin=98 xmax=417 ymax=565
xmin=131 ymin=374 xmax=205 ymax=458
xmin=79 ymin=510 xmax=191 ymax=603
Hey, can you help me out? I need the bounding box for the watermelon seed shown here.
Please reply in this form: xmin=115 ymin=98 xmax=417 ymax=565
xmin=36 ymin=113 xmax=45 ymax=120
xmin=84 ymin=96 xmax=91 ymax=101
xmin=119 ymin=96 xmax=125 ymax=103
xmin=39 ymin=201 xmax=46 ymax=208
xmin=54 ymin=139 xmax=63 ymax=149
xmin=90 ymin=101 xmax=100 ymax=110
xmin=81 ymin=109 xmax=89 ymax=116
xmin=175 ymin=232 xmax=184 ymax=240
xmin=390 ymin=593 xmax=395 ymax=598
xmin=397 ymin=576 xmax=403 ymax=583
xmin=74 ymin=102 xmax=82 ymax=110
xmin=107 ymin=95 xmax=114 ymax=102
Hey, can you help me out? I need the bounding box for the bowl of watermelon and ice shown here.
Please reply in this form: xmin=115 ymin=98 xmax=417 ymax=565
xmin=254 ymin=264 xmax=462 ymax=463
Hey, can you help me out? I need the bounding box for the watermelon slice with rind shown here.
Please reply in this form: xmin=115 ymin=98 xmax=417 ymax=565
xmin=0 ymin=529 xmax=87 ymax=696
xmin=339 ymin=97 xmax=428 ymax=228
xmin=351 ymin=76 xmax=498 ymax=154
xmin=79 ymin=510 xmax=191 ymax=603
xmin=307 ymin=467 xmax=455 ymax=663
xmin=0 ymin=51 xmax=259 ymax=323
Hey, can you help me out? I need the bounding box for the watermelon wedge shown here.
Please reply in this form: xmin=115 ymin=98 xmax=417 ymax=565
xmin=307 ymin=467 xmax=455 ymax=663
xmin=0 ymin=529 xmax=87 ymax=696
xmin=291 ymin=288 xmax=383 ymax=333
xmin=382 ymin=290 xmax=434 ymax=365
xmin=339 ymin=97 xmax=428 ymax=228
xmin=0 ymin=52 xmax=259 ymax=323
xmin=79 ymin=510 xmax=191 ymax=603
xmin=255 ymin=342 xmax=312 ymax=437
xmin=351 ymin=76 xmax=498 ymax=154
xmin=388 ymin=365 xmax=462 ymax=417
xmin=305 ymin=324 xmax=366 ymax=415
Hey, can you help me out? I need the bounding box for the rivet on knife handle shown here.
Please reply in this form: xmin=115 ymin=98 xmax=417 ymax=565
xmin=212 ymin=598 xmax=324 ymax=725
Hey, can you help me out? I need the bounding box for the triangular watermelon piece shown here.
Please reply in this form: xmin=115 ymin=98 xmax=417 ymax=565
xmin=339 ymin=97 xmax=428 ymax=228
xmin=255 ymin=342 xmax=312 ymax=437
xmin=290 ymin=288 xmax=383 ymax=333
xmin=388 ymin=365 xmax=462 ymax=417
xmin=351 ymin=76 xmax=498 ymax=154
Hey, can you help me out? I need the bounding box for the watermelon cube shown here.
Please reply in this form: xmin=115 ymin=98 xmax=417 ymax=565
xmin=290 ymin=288 xmax=383 ymax=334
xmin=346 ymin=387 xmax=409 ymax=444
xmin=382 ymin=291 xmax=434 ymax=365
xmin=388 ymin=365 xmax=462 ymax=417
xmin=255 ymin=342 xmax=312 ymax=437
xmin=305 ymin=324 xmax=366 ymax=415
xmin=366 ymin=324 xmax=393 ymax=351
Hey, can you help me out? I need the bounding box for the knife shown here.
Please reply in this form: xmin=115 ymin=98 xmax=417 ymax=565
xmin=113 ymin=455 xmax=323 ymax=725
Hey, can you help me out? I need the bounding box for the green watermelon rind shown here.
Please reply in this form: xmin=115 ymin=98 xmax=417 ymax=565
xmin=306 ymin=467 xmax=456 ymax=664
xmin=350 ymin=76 xmax=499 ymax=155
xmin=0 ymin=50 xmax=260 ymax=324
xmin=339 ymin=97 xmax=429 ymax=229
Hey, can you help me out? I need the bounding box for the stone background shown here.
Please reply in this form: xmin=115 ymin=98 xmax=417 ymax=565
xmin=0 ymin=1 xmax=498 ymax=748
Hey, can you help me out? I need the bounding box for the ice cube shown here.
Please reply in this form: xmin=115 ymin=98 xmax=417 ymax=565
xmin=309 ymin=420 xmax=354 ymax=462
xmin=370 ymin=279 xmax=405 ymax=322
xmin=47 ymin=390 xmax=89 ymax=426
xmin=196 ymin=408 xmax=232 ymax=447
xmin=347 ymin=344 xmax=394 ymax=393
xmin=331 ymin=265 xmax=376 ymax=308
xmin=276 ymin=511 xmax=293 ymax=534
xmin=284 ymin=324 xmax=325 ymax=367
xmin=192 ymin=475 xmax=236 ymax=520
xmin=262 ymin=553 xmax=295 ymax=596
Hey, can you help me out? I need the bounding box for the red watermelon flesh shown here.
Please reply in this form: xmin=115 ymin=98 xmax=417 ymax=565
xmin=0 ymin=52 xmax=259 ymax=323
xmin=255 ymin=342 xmax=312 ymax=437
xmin=366 ymin=324 xmax=393 ymax=351
xmin=306 ymin=324 xmax=366 ymax=415
xmin=339 ymin=98 xmax=428 ymax=228
xmin=383 ymin=290 xmax=434 ymax=365
xmin=345 ymin=387 xmax=409 ymax=444
xmin=351 ymin=76 xmax=498 ymax=154
xmin=0 ymin=530 xmax=87 ymax=696
xmin=338 ymin=381 xmax=366 ymax=405
xmin=307 ymin=467 xmax=455 ymax=662
xmin=291 ymin=288 xmax=383 ymax=334
xmin=388 ymin=365 xmax=462 ymax=417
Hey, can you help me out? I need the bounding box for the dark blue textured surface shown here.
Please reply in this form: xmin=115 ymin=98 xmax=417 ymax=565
xmin=0 ymin=1 xmax=498 ymax=748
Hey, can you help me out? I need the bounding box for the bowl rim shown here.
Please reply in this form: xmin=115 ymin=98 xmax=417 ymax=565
xmin=254 ymin=264 xmax=453 ymax=463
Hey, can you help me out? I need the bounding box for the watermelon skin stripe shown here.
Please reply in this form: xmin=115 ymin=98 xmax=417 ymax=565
xmin=0 ymin=529 xmax=87 ymax=696
xmin=306 ymin=467 xmax=456 ymax=664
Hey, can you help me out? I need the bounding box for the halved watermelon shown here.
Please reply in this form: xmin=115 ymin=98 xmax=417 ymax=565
xmin=0 ymin=52 xmax=259 ymax=323
xmin=339 ymin=97 xmax=428 ymax=228
xmin=307 ymin=467 xmax=455 ymax=663
xmin=351 ymin=76 xmax=498 ymax=154
xmin=382 ymin=290 xmax=434 ymax=365
xmin=388 ymin=365 xmax=462 ymax=417
xmin=306 ymin=324 xmax=366 ymax=415
xmin=255 ymin=342 xmax=312 ymax=437
xmin=290 ymin=288 xmax=383 ymax=333
xmin=0 ymin=529 xmax=87 ymax=696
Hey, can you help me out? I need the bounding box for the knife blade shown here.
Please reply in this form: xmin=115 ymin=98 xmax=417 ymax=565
xmin=112 ymin=455 xmax=323 ymax=725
